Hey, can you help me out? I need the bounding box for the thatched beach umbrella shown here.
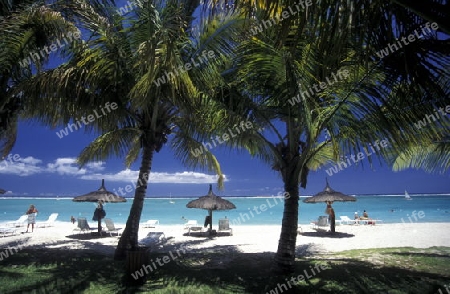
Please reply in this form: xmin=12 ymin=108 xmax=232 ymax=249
xmin=303 ymin=179 xmax=356 ymax=233
xmin=186 ymin=184 xmax=236 ymax=234
xmin=73 ymin=179 xmax=126 ymax=234
xmin=0 ymin=188 xmax=6 ymax=194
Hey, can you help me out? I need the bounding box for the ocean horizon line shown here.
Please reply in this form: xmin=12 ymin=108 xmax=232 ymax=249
xmin=1 ymin=193 xmax=449 ymax=200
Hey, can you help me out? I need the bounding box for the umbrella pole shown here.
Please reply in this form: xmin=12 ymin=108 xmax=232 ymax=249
xmin=330 ymin=206 xmax=335 ymax=233
xmin=209 ymin=209 xmax=212 ymax=235
xmin=98 ymin=218 xmax=102 ymax=235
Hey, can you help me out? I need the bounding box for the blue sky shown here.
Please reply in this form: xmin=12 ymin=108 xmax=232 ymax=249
xmin=0 ymin=119 xmax=449 ymax=197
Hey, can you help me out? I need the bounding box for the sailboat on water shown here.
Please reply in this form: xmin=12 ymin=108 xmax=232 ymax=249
xmin=404 ymin=190 xmax=412 ymax=200
xmin=169 ymin=193 xmax=175 ymax=204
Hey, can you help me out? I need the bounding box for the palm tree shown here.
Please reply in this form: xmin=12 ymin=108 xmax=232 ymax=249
xmin=209 ymin=0 xmax=450 ymax=273
xmin=11 ymin=0 xmax=246 ymax=260
xmin=0 ymin=0 xmax=78 ymax=157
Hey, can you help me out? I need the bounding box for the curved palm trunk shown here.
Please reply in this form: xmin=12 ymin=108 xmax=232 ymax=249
xmin=114 ymin=145 xmax=154 ymax=260
xmin=274 ymin=180 xmax=299 ymax=273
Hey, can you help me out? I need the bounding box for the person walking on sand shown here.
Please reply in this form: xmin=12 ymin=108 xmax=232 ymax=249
xmin=25 ymin=204 xmax=38 ymax=232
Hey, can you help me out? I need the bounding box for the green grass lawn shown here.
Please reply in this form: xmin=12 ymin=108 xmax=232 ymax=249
xmin=0 ymin=246 xmax=449 ymax=293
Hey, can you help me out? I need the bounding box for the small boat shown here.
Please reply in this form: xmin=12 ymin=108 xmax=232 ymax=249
xmin=405 ymin=190 xmax=412 ymax=200
xmin=169 ymin=193 xmax=175 ymax=204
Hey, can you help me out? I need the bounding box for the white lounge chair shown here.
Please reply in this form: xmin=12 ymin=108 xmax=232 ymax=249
xmin=36 ymin=213 xmax=58 ymax=227
xmin=184 ymin=220 xmax=203 ymax=235
xmin=187 ymin=226 xmax=204 ymax=235
xmin=104 ymin=218 xmax=123 ymax=236
xmin=218 ymin=218 xmax=233 ymax=236
xmin=311 ymin=216 xmax=329 ymax=231
xmin=6 ymin=215 xmax=28 ymax=227
xmin=184 ymin=220 xmax=198 ymax=229
xmin=138 ymin=232 xmax=166 ymax=248
xmin=72 ymin=217 xmax=95 ymax=234
xmin=0 ymin=227 xmax=18 ymax=237
xmin=340 ymin=216 xmax=359 ymax=225
xmin=142 ymin=219 xmax=159 ymax=228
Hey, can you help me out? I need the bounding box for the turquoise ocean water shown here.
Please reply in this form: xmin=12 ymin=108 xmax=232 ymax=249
xmin=1 ymin=194 xmax=450 ymax=226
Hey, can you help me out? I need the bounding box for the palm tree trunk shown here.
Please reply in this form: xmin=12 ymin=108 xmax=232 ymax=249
xmin=274 ymin=180 xmax=299 ymax=273
xmin=114 ymin=145 xmax=154 ymax=260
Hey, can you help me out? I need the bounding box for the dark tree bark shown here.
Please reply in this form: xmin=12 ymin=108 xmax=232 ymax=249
xmin=114 ymin=145 xmax=154 ymax=260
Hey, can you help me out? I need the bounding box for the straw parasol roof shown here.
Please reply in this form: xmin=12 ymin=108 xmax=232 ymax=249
xmin=303 ymin=179 xmax=356 ymax=204
xmin=73 ymin=179 xmax=126 ymax=203
xmin=186 ymin=184 xmax=236 ymax=234
xmin=187 ymin=184 xmax=236 ymax=211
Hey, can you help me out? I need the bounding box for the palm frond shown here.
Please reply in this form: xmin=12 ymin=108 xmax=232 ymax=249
xmin=77 ymin=128 xmax=141 ymax=166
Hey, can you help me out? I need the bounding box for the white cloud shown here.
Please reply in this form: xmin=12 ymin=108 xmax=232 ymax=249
xmin=86 ymin=161 xmax=105 ymax=171
xmin=80 ymin=169 xmax=138 ymax=182
xmin=80 ymin=169 xmax=226 ymax=184
xmin=46 ymin=157 xmax=86 ymax=175
xmin=0 ymin=155 xmax=44 ymax=176
xmin=149 ymin=171 xmax=224 ymax=184
xmin=1 ymin=155 xmax=225 ymax=185
xmin=19 ymin=156 xmax=43 ymax=165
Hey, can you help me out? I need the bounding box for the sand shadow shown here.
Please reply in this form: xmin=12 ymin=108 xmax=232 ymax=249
xmin=65 ymin=232 xmax=116 ymax=240
xmin=300 ymin=231 xmax=355 ymax=238
xmin=182 ymin=230 xmax=233 ymax=238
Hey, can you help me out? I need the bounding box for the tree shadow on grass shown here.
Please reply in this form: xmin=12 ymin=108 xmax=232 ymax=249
xmin=2 ymin=244 xmax=450 ymax=294
xmin=0 ymin=245 xmax=123 ymax=294
xmin=392 ymin=252 xmax=450 ymax=259
xmin=123 ymin=246 xmax=450 ymax=294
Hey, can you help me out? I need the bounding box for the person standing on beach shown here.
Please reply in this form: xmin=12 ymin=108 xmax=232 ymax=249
xmin=25 ymin=204 xmax=38 ymax=233
xmin=325 ymin=201 xmax=336 ymax=233
xmin=92 ymin=202 xmax=106 ymax=232
xmin=329 ymin=205 xmax=335 ymax=233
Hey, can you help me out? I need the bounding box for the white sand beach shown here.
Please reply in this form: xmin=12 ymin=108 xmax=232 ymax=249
xmin=1 ymin=222 xmax=449 ymax=256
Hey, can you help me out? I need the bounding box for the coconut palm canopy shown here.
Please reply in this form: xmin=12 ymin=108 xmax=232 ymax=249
xmin=186 ymin=184 xmax=236 ymax=234
xmin=0 ymin=188 xmax=6 ymax=194
xmin=303 ymin=179 xmax=357 ymax=204
xmin=72 ymin=179 xmax=126 ymax=203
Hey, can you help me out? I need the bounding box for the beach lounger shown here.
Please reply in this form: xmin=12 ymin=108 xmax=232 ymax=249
xmin=340 ymin=216 xmax=359 ymax=225
xmin=138 ymin=232 xmax=166 ymax=247
xmin=104 ymin=218 xmax=123 ymax=236
xmin=187 ymin=226 xmax=204 ymax=235
xmin=72 ymin=217 xmax=95 ymax=234
xmin=311 ymin=216 xmax=329 ymax=231
xmin=184 ymin=220 xmax=198 ymax=229
xmin=36 ymin=213 xmax=58 ymax=228
xmin=0 ymin=227 xmax=18 ymax=237
xmin=142 ymin=219 xmax=159 ymax=229
xmin=5 ymin=215 xmax=28 ymax=227
xmin=184 ymin=220 xmax=203 ymax=235
xmin=218 ymin=218 xmax=233 ymax=236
